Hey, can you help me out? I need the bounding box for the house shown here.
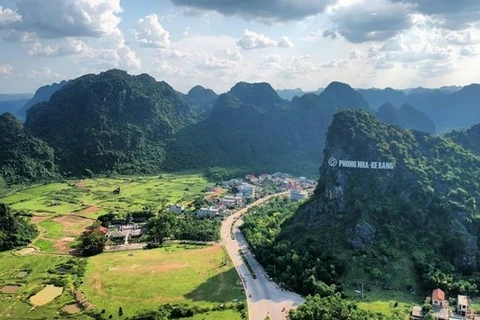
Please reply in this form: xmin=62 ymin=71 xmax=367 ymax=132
xmin=457 ymin=295 xmax=472 ymax=318
xmin=245 ymin=174 xmax=258 ymax=183
xmin=411 ymin=289 xmax=452 ymax=320
xmin=238 ymin=183 xmax=256 ymax=198
xmin=290 ymin=188 xmax=309 ymax=201
xmin=169 ymin=204 xmax=185 ymax=214
xmin=197 ymin=207 xmax=219 ymax=218
xmin=433 ymin=289 xmax=448 ymax=308
xmin=259 ymin=174 xmax=272 ymax=182
xmin=221 ymin=196 xmax=243 ymax=207
xmin=412 ymin=306 xmax=424 ymax=320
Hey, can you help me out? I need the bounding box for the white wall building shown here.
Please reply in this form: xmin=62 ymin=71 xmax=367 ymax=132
xmin=238 ymin=183 xmax=256 ymax=198
xmin=290 ymin=188 xmax=309 ymax=201
xmin=221 ymin=196 xmax=243 ymax=207
xmin=197 ymin=207 xmax=219 ymax=218
xmin=169 ymin=204 xmax=185 ymax=214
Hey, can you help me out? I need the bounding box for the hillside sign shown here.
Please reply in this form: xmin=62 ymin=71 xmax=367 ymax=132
xmin=328 ymin=158 xmax=394 ymax=170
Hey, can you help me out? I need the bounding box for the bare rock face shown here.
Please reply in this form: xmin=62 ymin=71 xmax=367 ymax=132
xmin=347 ymin=222 xmax=376 ymax=250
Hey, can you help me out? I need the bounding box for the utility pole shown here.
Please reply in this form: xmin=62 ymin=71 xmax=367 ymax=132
xmin=361 ymin=283 xmax=364 ymax=300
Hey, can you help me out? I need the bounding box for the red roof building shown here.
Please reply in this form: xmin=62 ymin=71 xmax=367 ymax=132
xmin=432 ymin=288 xmax=445 ymax=301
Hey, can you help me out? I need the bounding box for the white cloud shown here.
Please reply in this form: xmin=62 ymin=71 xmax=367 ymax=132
xmin=153 ymin=60 xmax=182 ymax=75
xmin=3 ymin=0 xmax=122 ymax=38
xmin=0 ymin=64 xmax=13 ymax=75
xmin=237 ymin=29 xmax=277 ymax=50
xmin=278 ymin=36 xmax=294 ymax=48
xmin=26 ymin=67 xmax=64 ymax=80
xmin=0 ymin=5 xmax=21 ymax=26
xmin=279 ymin=55 xmax=321 ymax=77
xmin=29 ymin=38 xmax=92 ymax=57
xmin=321 ymin=59 xmax=351 ymax=68
xmin=197 ymin=48 xmax=243 ymax=70
xmin=237 ymin=29 xmax=295 ymax=50
xmin=134 ymin=14 xmax=170 ymax=49
xmin=259 ymin=54 xmax=282 ymax=69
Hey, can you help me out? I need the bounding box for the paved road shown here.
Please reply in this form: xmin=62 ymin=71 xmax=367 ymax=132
xmin=221 ymin=194 xmax=305 ymax=320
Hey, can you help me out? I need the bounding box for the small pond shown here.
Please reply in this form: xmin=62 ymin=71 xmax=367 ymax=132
xmin=29 ymin=285 xmax=63 ymax=306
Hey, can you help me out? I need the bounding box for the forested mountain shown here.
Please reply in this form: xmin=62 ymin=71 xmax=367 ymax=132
xmin=359 ymin=84 xmax=480 ymax=132
xmin=25 ymin=70 xmax=196 ymax=175
xmin=376 ymin=102 xmax=435 ymax=133
xmin=253 ymin=110 xmax=480 ymax=298
xmin=166 ymin=81 xmax=369 ymax=176
xmin=17 ymin=80 xmax=68 ymax=121
xmin=447 ymin=123 xmax=480 ymax=156
xmin=0 ymin=113 xmax=58 ymax=183
xmin=184 ymin=85 xmax=218 ymax=115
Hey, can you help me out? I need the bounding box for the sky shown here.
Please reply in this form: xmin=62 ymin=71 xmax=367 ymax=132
xmin=0 ymin=0 xmax=479 ymax=94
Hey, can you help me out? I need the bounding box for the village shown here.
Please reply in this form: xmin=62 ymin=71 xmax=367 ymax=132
xmin=102 ymin=172 xmax=317 ymax=246
xmin=412 ymin=288 xmax=480 ymax=320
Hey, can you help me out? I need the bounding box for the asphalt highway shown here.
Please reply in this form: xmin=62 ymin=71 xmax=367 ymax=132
xmin=221 ymin=193 xmax=305 ymax=320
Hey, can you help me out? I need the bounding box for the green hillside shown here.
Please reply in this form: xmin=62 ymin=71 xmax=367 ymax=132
xmin=25 ymin=69 xmax=197 ymax=176
xmin=0 ymin=113 xmax=58 ymax=184
xmin=243 ymin=110 xmax=480 ymax=308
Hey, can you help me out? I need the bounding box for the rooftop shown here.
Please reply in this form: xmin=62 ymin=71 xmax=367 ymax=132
xmin=432 ymin=288 xmax=445 ymax=301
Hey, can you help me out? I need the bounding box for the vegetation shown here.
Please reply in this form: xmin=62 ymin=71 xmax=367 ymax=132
xmin=1 ymin=173 xmax=209 ymax=218
xmin=243 ymin=110 xmax=480 ymax=318
xmin=0 ymin=203 xmax=38 ymax=251
xmin=79 ymin=224 xmax=107 ymax=256
xmin=0 ymin=112 xmax=58 ymax=184
xmin=146 ymin=211 xmax=221 ymax=244
xmin=80 ymin=244 xmax=245 ymax=318
xmin=0 ymin=252 xmax=86 ymax=319
xmin=25 ymin=69 xmax=197 ymax=176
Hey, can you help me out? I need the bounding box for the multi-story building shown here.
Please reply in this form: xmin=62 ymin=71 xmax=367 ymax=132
xmin=197 ymin=207 xmax=219 ymax=218
xmin=290 ymin=188 xmax=309 ymax=201
xmin=238 ymin=183 xmax=256 ymax=198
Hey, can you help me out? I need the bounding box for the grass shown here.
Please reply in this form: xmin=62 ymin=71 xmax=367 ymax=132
xmin=0 ymin=252 xmax=87 ymax=319
xmin=38 ymin=220 xmax=64 ymax=240
xmin=348 ymin=289 xmax=417 ymax=319
xmin=1 ymin=173 xmax=210 ymax=219
xmin=33 ymin=239 xmax=56 ymax=253
xmin=80 ymin=244 xmax=245 ymax=318
xmin=1 ymin=173 xmax=211 ymax=254
xmin=182 ymin=309 xmax=243 ymax=320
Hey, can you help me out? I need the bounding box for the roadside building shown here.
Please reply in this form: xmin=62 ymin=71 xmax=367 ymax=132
xmin=457 ymin=295 xmax=472 ymax=318
xmin=411 ymin=306 xmax=423 ymax=320
xmin=221 ymin=195 xmax=243 ymax=207
xmin=290 ymin=188 xmax=308 ymax=201
xmin=238 ymin=183 xmax=256 ymax=198
xmin=245 ymin=174 xmax=258 ymax=184
xmin=169 ymin=204 xmax=185 ymax=214
xmin=197 ymin=207 xmax=219 ymax=218
xmin=259 ymin=174 xmax=272 ymax=182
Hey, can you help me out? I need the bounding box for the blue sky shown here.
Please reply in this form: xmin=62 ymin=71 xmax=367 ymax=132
xmin=0 ymin=0 xmax=479 ymax=94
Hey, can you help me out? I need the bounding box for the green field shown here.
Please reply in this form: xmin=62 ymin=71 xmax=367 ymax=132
xmin=0 ymin=252 xmax=86 ymax=319
xmin=80 ymin=244 xmax=245 ymax=318
xmin=1 ymin=173 xmax=211 ymax=255
xmin=1 ymin=173 xmax=210 ymax=218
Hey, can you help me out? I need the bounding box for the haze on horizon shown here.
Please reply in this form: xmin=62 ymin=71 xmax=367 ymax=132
xmin=0 ymin=0 xmax=479 ymax=94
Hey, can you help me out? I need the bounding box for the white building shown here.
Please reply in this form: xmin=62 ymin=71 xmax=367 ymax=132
xmin=221 ymin=196 xmax=243 ymax=207
xmin=169 ymin=204 xmax=185 ymax=214
xmin=290 ymin=188 xmax=309 ymax=201
xmin=238 ymin=183 xmax=256 ymax=198
xmin=197 ymin=207 xmax=219 ymax=218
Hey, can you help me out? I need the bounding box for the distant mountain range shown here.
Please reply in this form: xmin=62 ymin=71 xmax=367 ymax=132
xmin=1 ymin=69 xmax=480 ymax=183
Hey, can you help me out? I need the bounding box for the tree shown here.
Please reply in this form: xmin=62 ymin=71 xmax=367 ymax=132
xmin=0 ymin=203 xmax=38 ymax=251
xmin=80 ymin=228 xmax=106 ymax=256
xmin=118 ymin=306 xmax=123 ymax=317
xmin=146 ymin=212 xmax=177 ymax=245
